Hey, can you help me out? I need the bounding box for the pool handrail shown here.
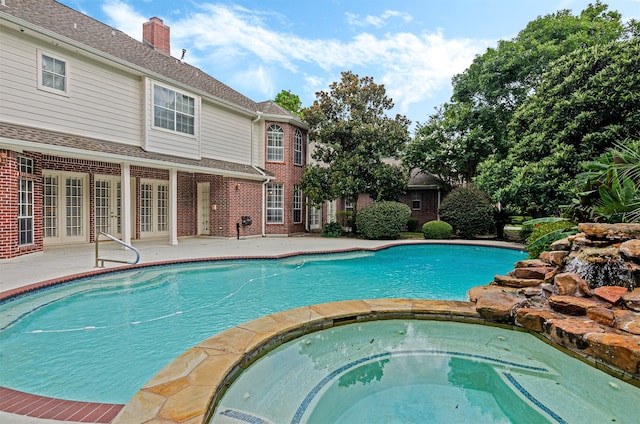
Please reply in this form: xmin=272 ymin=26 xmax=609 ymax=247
xmin=95 ymin=231 xmax=141 ymax=268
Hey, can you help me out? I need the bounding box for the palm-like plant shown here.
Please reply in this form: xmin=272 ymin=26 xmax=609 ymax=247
xmin=569 ymin=140 xmax=640 ymax=223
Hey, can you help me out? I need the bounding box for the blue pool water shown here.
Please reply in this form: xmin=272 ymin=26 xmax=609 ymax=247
xmin=214 ymin=320 xmax=640 ymax=424
xmin=0 ymin=244 xmax=525 ymax=403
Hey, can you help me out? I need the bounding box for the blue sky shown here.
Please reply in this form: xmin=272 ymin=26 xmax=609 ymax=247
xmin=58 ymin=0 xmax=639 ymax=129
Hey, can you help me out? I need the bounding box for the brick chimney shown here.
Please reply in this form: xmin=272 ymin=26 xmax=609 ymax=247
xmin=143 ymin=17 xmax=170 ymax=55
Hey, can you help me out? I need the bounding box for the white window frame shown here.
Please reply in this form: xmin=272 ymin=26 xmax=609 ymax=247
xmin=294 ymin=129 xmax=303 ymax=166
xmin=267 ymin=125 xmax=284 ymax=162
xmin=18 ymin=178 xmax=34 ymax=246
xmin=412 ymin=192 xmax=422 ymax=210
xmin=293 ymin=186 xmax=302 ymax=223
xmin=153 ymin=84 xmax=196 ymax=135
xmin=38 ymin=50 xmax=69 ymax=96
xmin=266 ymin=183 xmax=284 ymax=224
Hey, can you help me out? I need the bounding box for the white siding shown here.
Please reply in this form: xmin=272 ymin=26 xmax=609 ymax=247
xmin=200 ymin=103 xmax=253 ymax=164
xmin=0 ymin=28 xmax=142 ymax=146
xmin=143 ymin=78 xmax=202 ymax=160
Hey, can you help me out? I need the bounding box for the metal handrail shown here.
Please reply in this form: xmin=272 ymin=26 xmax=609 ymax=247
xmin=95 ymin=231 xmax=141 ymax=268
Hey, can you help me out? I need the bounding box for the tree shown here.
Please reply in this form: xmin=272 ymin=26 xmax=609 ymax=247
xmin=405 ymin=2 xmax=628 ymax=188
xmin=476 ymin=38 xmax=640 ymax=216
xmin=300 ymin=71 xmax=410 ymax=229
xmin=274 ymin=89 xmax=302 ymax=117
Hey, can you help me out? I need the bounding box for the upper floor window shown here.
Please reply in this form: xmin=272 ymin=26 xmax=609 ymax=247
xmin=412 ymin=192 xmax=422 ymax=210
xmin=267 ymin=125 xmax=284 ymax=162
xmin=294 ymin=129 xmax=303 ymax=166
xmin=38 ymin=51 xmax=68 ymax=95
xmin=153 ymin=85 xmax=195 ymax=135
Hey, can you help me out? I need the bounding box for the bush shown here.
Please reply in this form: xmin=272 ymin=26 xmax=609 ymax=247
xmin=322 ymin=221 xmax=343 ymax=238
xmin=422 ymin=220 xmax=453 ymax=239
xmin=439 ymin=187 xmax=495 ymax=238
xmin=355 ymin=201 xmax=411 ymax=240
xmin=524 ymin=217 xmax=577 ymax=258
xmin=406 ymin=217 xmax=420 ymax=232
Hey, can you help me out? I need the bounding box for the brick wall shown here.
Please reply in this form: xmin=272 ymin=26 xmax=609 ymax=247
xmin=264 ymin=121 xmax=307 ymax=235
xmin=400 ymin=189 xmax=440 ymax=227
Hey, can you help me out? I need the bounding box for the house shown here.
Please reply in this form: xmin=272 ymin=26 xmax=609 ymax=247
xmin=0 ymin=0 xmax=308 ymax=259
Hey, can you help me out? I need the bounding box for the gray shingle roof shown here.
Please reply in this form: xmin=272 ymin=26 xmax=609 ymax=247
xmin=1 ymin=0 xmax=297 ymax=118
xmin=1 ymin=122 xmax=273 ymax=178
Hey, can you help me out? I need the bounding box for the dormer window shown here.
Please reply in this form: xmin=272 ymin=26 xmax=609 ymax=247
xmin=153 ymin=84 xmax=195 ymax=135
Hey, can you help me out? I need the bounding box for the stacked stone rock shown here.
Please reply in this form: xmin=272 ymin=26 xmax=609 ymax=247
xmin=469 ymin=223 xmax=640 ymax=383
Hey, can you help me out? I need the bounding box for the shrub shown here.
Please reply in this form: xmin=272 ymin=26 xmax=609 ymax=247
xmin=406 ymin=217 xmax=420 ymax=232
xmin=524 ymin=217 xmax=577 ymax=258
xmin=322 ymin=221 xmax=343 ymax=238
xmin=422 ymin=220 xmax=453 ymax=239
xmin=439 ymin=187 xmax=495 ymax=238
xmin=356 ymin=201 xmax=411 ymax=240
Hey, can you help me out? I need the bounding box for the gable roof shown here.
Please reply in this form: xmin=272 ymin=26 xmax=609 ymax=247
xmin=0 ymin=0 xmax=300 ymax=121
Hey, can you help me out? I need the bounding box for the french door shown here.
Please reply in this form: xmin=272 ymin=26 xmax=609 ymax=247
xmin=197 ymin=182 xmax=210 ymax=235
xmin=43 ymin=171 xmax=88 ymax=245
xmin=94 ymin=176 xmax=122 ymax=237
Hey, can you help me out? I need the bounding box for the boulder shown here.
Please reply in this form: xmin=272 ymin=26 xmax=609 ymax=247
xmin=467 ymin=284 xmax=520 ymax=303
xmin=515 ymin=308 xmax=564 ymax=333
xmin=544 ymin=318 xmax=606 ymax=350
xmin=541 ymin=250 xmax=569 ymax=266
xmin=510 ymin=267 xmax=557 ymax=281
xmin=622 ymin=288 xmax=640 ymax=312
xmin=550 ymin=237 xmax=572 ymax=251
xmin=548 ymin=296 xmax=603 ymax=316
xmin=614 ymin=310 xmax=640 ymax=336
xmin=514 ymin=259 xmax=549 ymax=268
xmin=475 ymin=291 xmax=525 ymax=322
xmin=554 ymin=273 xmax=591 ymax=297
xmin=494 ymin=275 xmax=544 ymax=288
xmin=620 ymin=239 xmax=640 ymax=262
xmin=584 ymin=332 xmax=640 ymax=374
xmin=586 ymin=307 xmax=615 ymax=327
xmin=579 ymin=223 xmax=640 ymax=241
xmin=593 ymin=286 xmax=628 ymax=305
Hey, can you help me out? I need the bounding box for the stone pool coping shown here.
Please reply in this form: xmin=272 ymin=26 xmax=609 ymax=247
xmin=112 ymin=298 xmax=637 ymax=424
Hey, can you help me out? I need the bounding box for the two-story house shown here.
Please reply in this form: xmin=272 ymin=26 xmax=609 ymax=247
xmin=0 ymin=0 xmax=308 ymax=259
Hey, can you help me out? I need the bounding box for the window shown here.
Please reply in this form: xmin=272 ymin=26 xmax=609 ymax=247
xmin=267 ymin=125 xmax=284 ymax=162
xmin=266 ymin=183 xmax=284 ymax=223
xmin=294 ymin=129 xmax=303 ymax=166
xmin=38 ymin=51 xmax=68 ymax=94
xmin=153 ymin=85 xmax=195 ymax=135
xmin=412 ymin=192 xmax=422 ymax=210
xmin=18 ymin=179 xmax=34 ymax=245
xmin=18 ymin=157 xmax=34 ymax=174
xmin=345 ymin=199 xmax=354 ymax=211
xmin=293 ymin=185 xmax=302 ymax=223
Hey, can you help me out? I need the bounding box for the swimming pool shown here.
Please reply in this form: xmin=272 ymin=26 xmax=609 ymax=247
xmin=213 ymin=320 xmax=640 ymax=424
xmin=0 ymin=244 xmax=525 ymax=403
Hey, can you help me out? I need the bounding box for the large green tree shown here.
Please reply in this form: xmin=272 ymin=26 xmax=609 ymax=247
xmin=405 ymin=2 xmax=628 ymax=187
xmin=300 ymin=71 xmax=410 ymax=225
xmin=476 ymin=38 xmax=640 ymax=216
xmin=274 ymin=89 xmax=302 ymax=116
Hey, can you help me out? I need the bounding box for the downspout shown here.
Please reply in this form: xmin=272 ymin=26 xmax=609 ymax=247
xmin=250 ymin=112 xmax=270 ymax=237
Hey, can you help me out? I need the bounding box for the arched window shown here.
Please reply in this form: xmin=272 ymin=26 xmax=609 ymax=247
xmin=267 ymin=124 xmax=284 ymax=162
xmin=294 ymin=129 xmax=303 ymax=166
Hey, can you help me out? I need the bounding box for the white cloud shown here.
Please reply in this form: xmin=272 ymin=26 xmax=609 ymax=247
xmin=101 ymin=0 xmax=146 ymax=40
xmin=346 ymin=10 xmax=413 ymax=28
xmin=103 ymin=2 xmax=493 ymax=120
